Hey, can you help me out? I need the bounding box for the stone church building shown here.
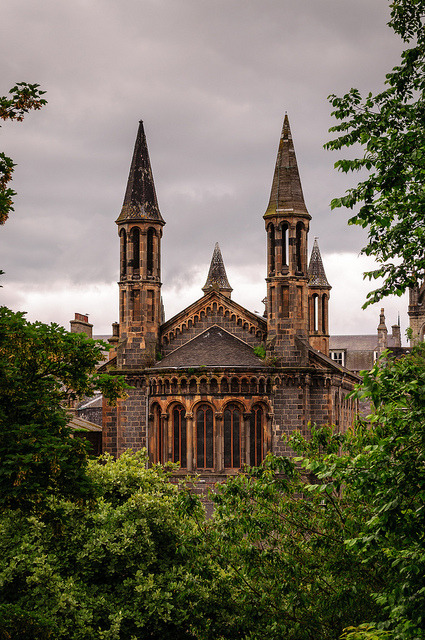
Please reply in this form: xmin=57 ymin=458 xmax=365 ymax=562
xmin=101 ymin=116 xmax=359 ymax=481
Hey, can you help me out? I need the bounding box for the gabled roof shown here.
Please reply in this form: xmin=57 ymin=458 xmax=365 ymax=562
xmin=154 ymin=325 xmax=266 ymax=369
xmin=116 ymin=121 xmax=164 ymax=224
xmin=264 ymin=114 xmax=310 ymax=220
xmin=308 ymin=238 xmax=330 ymax=287
xmin=161 ymin=289 xmax=266 ymax=339
xmin=202 ymin=243 xmax=232 ymax=295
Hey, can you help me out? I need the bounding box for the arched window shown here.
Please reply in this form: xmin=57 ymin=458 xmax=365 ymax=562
xmin=120 ymin=229 xmax=127 ymax=278
xmin=224 ymin=404 xmax=241 ymax=468
xmin=147 ymin=227 xmax=155 ymax=276
xmin=250 ymin=405 xmax=264 ymax=466
xmin=296 ymin=222 xmax=304 ymax=273
xmin=153 ymin=404 xmax=163 ymax=463
xmin=268 ymin=224 xmax=275 ymax=274
xmin=321 ymin=294 xmax=327 ymax=334
xmin=130 ymin=227 xmax=140 ymax=273
xmin=281 ymin=222 xmax=289 ymax=267
xmin=196 ymin=405 xmax=214 ymax=468
xmin=313 ymin=294 xmax=319 ymax=332
xmin=172 ymin=405 xmax=187 ymax=468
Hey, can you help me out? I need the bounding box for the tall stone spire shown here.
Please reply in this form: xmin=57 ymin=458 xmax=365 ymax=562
xmin=308 ymin=238 xmax=330 ymax=287
xmin=264 ymin=114 xmax=310 ymax=219
xmin=116 ymin=121 xmax=164 ymax=224
xmin=202 ymin=242 xmax=233 ymax=297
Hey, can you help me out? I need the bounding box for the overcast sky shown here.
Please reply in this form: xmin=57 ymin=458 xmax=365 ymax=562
xmin=1 ymin=0 xmax=408 ymax=340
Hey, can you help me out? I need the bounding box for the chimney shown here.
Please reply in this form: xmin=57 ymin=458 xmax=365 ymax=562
xmin=70 ymin=313 xmax=93 ymax=338
xmin=392 ymin=323 xmax=401 ymax=348
xmin=108 ymin=322 xmax=120 ymax=359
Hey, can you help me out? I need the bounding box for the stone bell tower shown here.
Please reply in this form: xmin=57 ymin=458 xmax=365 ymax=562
xmin=264 ymin=115 xmax=311 ymax=365
xmin=115 ymin=121 xmax=165 ymax=367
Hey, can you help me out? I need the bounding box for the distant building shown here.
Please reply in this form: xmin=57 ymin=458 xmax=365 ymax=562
xmin=330 ymin=308 xmax=403 ymax=375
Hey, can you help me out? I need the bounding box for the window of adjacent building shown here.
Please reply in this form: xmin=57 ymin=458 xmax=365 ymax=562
xmin=172 ymin=405 xmax=187 ymax=468
xmin=196 ymin=405 xmax=214 ymax=468
xmin=330 ymin=350 xmax=345 ymax=366
xmin=224 ymin=404 xmax=241 ymax=468
xmin=250 ymin=405 xmax=264 ymax=466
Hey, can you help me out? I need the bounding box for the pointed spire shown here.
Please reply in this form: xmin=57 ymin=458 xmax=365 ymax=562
xmin=202 ymin=243 xmax=233 ymax=297
xmin=264 ymin=114 xmax=310 ymax=219
xmin=308 ymin=238 xmax=330 ymax=287
xmin=116 ymin=121 xmax=164 ymax=224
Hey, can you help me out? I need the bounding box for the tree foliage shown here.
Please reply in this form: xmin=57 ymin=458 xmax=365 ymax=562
xmin=0 ymin=82 xmax=46 ymax=224
xmin=0 ymin=306 xmax=128 ymax=512
xmin=0 ymin=345 xmax=424 ymax=638
xmin=325 ymin=0 xmax=425 ymax=306
xmin=0 ymin=451 xmax=235 ymax=640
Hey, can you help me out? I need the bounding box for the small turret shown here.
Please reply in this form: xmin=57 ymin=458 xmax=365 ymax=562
xmin=202 ymin=243 xmax=232 ymax=298
xmin=308 ymin=238 xmax=331 ymax=355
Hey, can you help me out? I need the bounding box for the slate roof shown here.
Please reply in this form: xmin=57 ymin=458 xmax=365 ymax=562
xmin=116 ymin=121 xmax=164 ymax=224
xmin=67 ymin=415 xmax=102 ymax=432
xmin=202 ymin=243 xmax=233 ymax=295
xmin=154 ymin=325 xmax=266 ymax=368
xmin=264 ymin=114 xmax=310 ymax=219
xmin=308 ymin=238 xmax=330 ymax=287
xmin=330 ymin=335 xmax=399 ymax=350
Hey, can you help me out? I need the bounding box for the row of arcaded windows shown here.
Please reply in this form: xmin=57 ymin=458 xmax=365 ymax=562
xmin=267 ymin=221 xmax=306 ymax=275
xmin=151 ymin=402 xmax=266 ymax=470
xmin=120 ymin=226 xmax=157 ymax=279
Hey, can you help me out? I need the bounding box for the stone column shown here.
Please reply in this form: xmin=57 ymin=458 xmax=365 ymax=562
xmin=186 ymin=413 xmax=193 ymax=472
xmin=244 ymin=412 xmax=251 ymax=467
xmin=215 ymin=413 xmax=223 ymax=472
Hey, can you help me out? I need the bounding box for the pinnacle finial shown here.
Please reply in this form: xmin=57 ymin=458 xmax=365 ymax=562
xmin=308 ymin=238 xmax=330 ymax=287
xmin=202 ymin=242 xmax=233 ymax=297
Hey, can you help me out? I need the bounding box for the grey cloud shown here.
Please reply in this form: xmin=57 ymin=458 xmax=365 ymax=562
xmin=0 ymin=0 xmax=405 ymax=332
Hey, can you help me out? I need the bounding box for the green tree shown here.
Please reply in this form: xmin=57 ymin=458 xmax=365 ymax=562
xmin=0 ymin=451 xmax=235 ymax=640
xmin=0 ymin=82 xmax=46 ymax=224
xmin=206 ymin=434 xmax=383 ymax=640
xmin=294 ymin=345 xmax=425 ymax=639
xmin=325 ymin=0 xmax=425 ymax=307
xmin=0 ymin=306 xmax=127 ymax=512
